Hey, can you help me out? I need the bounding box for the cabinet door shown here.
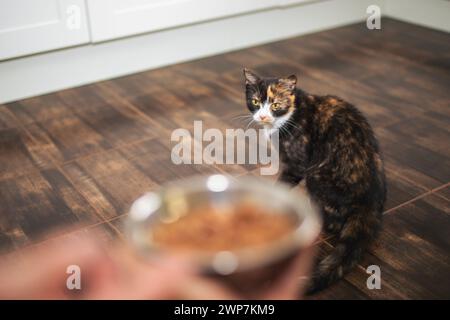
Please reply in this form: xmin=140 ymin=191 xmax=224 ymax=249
xmin=0 ymin=0 xmax=90 ymax=60
xmin=87 ymin=0 xmax=278 ymax=43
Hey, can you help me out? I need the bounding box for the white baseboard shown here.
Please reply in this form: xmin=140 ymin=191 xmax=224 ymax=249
xmin=2 ymin=0 xmax=448 ymax=104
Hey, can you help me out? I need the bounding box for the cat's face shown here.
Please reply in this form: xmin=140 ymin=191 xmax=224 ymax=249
xmin=243 ymin=68 xmax=297 ymax=129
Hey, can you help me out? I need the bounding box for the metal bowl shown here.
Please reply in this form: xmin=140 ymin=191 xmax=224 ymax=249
xmin=126 ymin=174 xmax=322 ymax=294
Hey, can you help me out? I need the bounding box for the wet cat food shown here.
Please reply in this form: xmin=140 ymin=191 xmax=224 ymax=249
xmin=152 ymin=204 xmax=296 ymax=252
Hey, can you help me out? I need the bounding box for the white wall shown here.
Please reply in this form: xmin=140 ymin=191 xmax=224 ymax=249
xmin=386 ymin=0 xmax=450 ymax=33
xmin=0 ymin=0 xmax=448 ymax=104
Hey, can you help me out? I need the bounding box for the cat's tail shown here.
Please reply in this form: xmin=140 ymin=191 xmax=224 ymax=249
xmin=306 ymin=209 xmax=382 ymax=295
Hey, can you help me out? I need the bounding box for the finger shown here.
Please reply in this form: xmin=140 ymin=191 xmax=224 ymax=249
xmin=84 ymin=249 xmax=194 ymax=299
xmin=0 ymin=234 xmax=111 ymax=299
xmin=86 ymin=248 xmax=239 ymax=300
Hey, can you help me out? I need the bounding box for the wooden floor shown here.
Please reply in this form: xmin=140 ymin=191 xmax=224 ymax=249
xmin=0 ymin=18 xmax=449 ymax=299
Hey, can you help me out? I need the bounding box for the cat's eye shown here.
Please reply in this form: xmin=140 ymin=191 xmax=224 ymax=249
xmin=251 ymin=98 xmax=260 ymax=106
xmin=271 ymin=103 xmax=281 ymax=110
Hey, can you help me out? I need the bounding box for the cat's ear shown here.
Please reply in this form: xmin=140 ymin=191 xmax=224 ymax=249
xmin=243 ymin=68 xmax=260 ymax=85
xmin=279 ymin=74 xmax=297 ymax=91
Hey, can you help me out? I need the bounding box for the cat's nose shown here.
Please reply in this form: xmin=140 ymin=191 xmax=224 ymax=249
xmin=259 ymin=115 xmax=268 ymax=121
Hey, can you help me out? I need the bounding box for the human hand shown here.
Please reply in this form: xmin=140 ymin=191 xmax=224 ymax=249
xmin=0 ymin=232 xmax=315 ymax=299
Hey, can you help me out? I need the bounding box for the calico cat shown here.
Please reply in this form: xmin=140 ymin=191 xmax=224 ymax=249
xmin=243 ymin=68 xmax=386 ymax=293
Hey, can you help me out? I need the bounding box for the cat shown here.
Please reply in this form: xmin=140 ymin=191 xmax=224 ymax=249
xmin=243 ymin=68 xmax=386 ymax=293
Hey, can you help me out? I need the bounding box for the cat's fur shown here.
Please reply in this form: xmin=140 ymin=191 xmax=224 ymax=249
xmin=243 ymin=68 xmax=386 ymax=293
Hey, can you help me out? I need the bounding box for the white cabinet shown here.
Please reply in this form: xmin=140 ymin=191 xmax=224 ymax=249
xmin=0 ymin=0 xmax=90 ymax=60
xmin=0 ymin=0 xmax=312 ymax=60
xmin=86 ymin=0 xmax=279 ymax=42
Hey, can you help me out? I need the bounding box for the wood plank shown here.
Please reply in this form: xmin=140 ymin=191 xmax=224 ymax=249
xmin=6 ymin=95 xmax=73 ymax=124
xmin=388 ymin=115 xmax=450 ymax=157
xmin=364 ymin=194 xmax=450 ymax=299
xmin=376 ymin=126 xmax=450 ymax=184
xmin=383 ymin=157 xmax=444 ymax=191
xmin=384 ymin=168 xmax=428 ymax=211
xmin=120 ymin=138 xmax=221 ymax=181
xmin=436 ymin=186 xmax=450 ymax=202
xmin=0 ymin=105 xmax=20 ymax=130
xmin=63 ymin=149 xmax=159 ymax=219
xmin=0 ymin=127 xmax=56 ymax=181
xmin=0 ymin=168 xmax=101 ymax=253
xmin=7 ymin=89 xmax=157 ymax=163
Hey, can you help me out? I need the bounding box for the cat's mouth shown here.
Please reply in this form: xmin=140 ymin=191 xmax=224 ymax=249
xmin=254 ymin=116 xmax=275 ymax=126
xmin=258 ymin=119 xmax=274 ymax=125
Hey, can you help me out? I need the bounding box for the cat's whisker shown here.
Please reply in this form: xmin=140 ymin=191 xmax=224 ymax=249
xmin=230 ymin=115 xmax=253 ymax=126
xmin=286 ymin=119 xmax=302 ymax=131
xmin=277 ymin=121 xmax=293 ymax=138
xmin=285 ymin=119 xmax=297 ymax=127
xmin=284 ymin=125 xmax=297 ymax=135
xmin=280 ymin=125 xmax=294 ymax=139
xmin=230 ymin=114 xmax=252 ymax=120
xmin=236 ymin=118 xmax=253 ymax=124
xmin=284 ymin=122 xmax=301 ymax=137
xmin=245 ymin=119 xmax=255 ymax=130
